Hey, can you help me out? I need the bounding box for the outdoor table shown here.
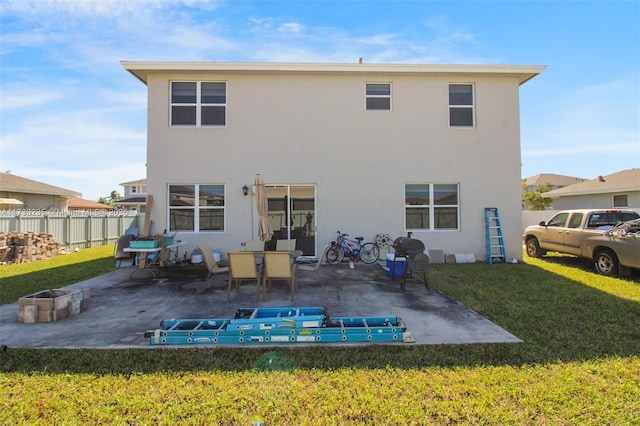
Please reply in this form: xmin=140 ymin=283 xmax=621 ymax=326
xmin=123 ymin=241 xmax=188 ymax=279
xmin=251 ymin=250 xmax=303 ymax=265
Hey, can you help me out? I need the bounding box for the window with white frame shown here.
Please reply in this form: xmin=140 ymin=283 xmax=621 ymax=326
xmin=366 ymin=83 xmax=391 ymax=110
xmin=405 ymin=183 xmax=459 ymax=231
xmin=170 ymin=82 xmax=226 ymax=127
xmin=168 ymin=184 xmax=225 ymax=232
xmin=449 ymin=84 xmax=474 ymax=127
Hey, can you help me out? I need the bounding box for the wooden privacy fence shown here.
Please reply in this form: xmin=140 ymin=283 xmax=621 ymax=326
xmin=0 ymin=211 xmax=143 ymax=251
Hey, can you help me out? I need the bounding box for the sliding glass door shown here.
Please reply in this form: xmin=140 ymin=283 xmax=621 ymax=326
xmin=266 ymin=184 xmax=316 ymax=256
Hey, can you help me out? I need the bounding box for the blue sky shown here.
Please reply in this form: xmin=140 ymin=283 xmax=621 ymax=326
xmin=1 ymin=0 xmax=638 ymax=201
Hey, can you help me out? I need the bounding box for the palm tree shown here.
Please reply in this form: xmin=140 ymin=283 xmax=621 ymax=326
xmin=108 ymin=191 xmax=124 ymax=202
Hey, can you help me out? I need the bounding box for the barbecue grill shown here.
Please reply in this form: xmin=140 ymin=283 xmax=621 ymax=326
xmin=391 ymin=237 xmax=430 ymax=290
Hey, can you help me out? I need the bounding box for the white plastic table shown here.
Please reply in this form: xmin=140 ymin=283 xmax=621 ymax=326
xmin=123 ymin=241 xmax=188 ymax=279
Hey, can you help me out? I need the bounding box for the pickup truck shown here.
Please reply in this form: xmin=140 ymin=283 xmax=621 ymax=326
xmin=523 ymin=209 xmax=640 ymax=276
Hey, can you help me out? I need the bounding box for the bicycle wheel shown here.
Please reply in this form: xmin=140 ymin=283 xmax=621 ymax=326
xmin=326 ymin=245 xmax=345 ymax=265
xmin=359 ymin=243 xmax=380 ymax=264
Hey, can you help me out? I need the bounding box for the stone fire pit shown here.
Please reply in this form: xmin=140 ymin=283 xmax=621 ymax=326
xmin=18 ymin=289 xmax=89 ymax=323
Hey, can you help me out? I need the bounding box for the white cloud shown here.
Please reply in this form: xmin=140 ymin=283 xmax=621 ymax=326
xmin=0 ymin=30 xmax=66 ymax=51
xmin=524 ymin=75 xmax=639 ymax=147
xmin=1 ymin=96 xmax=147 ymax=200
xmin=0 ymin=76 xmax=146 ymax=173
xmin=2 ymin=109 xmax=145 ymax=153
xmin=1 ymin=0 xmax=220 ymax=18
xmin=279 ymin=22 xmax=304 ymax=34
xmin=424 ymin=15 xmax=477 ymax=44
xmin=15 ymin=162 xmax=147 ymax=200
xmin=1 ymin=0 xmax=230 ymax=63
xmin=0 ymin=85 xmax=67 ymax=111
xmin=523 ymin=141 xmax=638 ymax=157
xmin=521 ymin=74 xmax=640 ymax=177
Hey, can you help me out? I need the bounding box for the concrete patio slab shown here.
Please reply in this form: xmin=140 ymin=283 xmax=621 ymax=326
xmin=0 ymin=263 xmax=522 ymax=348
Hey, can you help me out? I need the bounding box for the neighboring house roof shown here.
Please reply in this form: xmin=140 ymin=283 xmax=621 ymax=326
xmin=122 ymin=61 xmax=545 ymax=86
xmin=118 ymin=196 xmax=147 ymax=204
xmin=524 ymin=173 xmax=586 ymax=188
xmin=67 ymin=198 xmax=112 ymax=210
xmin=543 ymin=169 xmax=640 ymax=198
xmin=0 ymin=172 xmax=81 ymax=197
xmin=120 ymin=178 xmax=147 ymax=186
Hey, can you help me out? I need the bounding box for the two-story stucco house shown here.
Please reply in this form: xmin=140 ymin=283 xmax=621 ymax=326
xmin=116 ymin=179 xmax=148 ymax=212
xmin=122 ymin=61 xmax=544 ymax=261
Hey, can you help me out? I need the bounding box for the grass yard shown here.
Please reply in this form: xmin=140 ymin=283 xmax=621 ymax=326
xmin=0 ymin=244 xmax=116 ymax=305
xmin=1 ymin=246 xmax=639 ymax=424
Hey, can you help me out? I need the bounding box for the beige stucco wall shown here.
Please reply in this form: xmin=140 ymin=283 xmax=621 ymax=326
xmin=0 ymin=193 xmax=69 ymax=210
xmin=144 ymin=70 xmax=526 ymax=261
xmin=551 ymin=191 xmax=640 ymax=210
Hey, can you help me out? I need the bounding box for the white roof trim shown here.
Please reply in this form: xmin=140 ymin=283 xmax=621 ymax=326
xmin=545 ymin=186 xmax=640 ymax=198
xmin=121 ymin=61 xmax=545 ymax=85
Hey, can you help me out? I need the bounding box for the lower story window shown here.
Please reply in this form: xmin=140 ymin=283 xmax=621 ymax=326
xmin=613 ymin=194 xmax=628 ymax=208
xmin=168 ymin=184 xmax=225 ymax=232
xmin=405 ymin=183 xmax=459 ymax=231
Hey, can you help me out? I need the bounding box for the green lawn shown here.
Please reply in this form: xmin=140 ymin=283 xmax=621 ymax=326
xmin=0 ymin=244 xmax=116 ymax=305
xmin=1 ymin=247 xmax=639 ymax=424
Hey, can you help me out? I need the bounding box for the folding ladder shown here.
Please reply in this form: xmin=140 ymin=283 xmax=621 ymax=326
xmin=144 ymin=307 xmax=415 ymax=345
xmin=485 ymin=207 xmax=507 ymax=264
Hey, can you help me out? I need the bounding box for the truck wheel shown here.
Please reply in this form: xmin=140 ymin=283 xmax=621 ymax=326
xmin=525 ymin=238 xmax=545 ymax=258
xmin=594 ymin=249 xmax=618 ymax=277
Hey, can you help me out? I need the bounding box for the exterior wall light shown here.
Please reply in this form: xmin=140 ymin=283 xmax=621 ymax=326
xmin=242 ymin=185 xmax=249 ymax=196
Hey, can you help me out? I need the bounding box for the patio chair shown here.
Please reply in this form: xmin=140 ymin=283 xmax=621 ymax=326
xmin=202 ymin=245 xmax=229 ymax=281
xmin=296 ymin=244 xmax=330 ymax=288
xmin=114 ymin=234 xmax=136 ymax=267
xmin=244 ymin=240 xmax=265 ymax=265
xmin=276 ymin=239 xmax=296 ymax=251
xmin=244 ymin=240 xmax=265 ymax=252
xmin=181 ymin=245 xmax=229 ymax=294
xmin=263 ymin=251 xmax=297 ymax=302
xmin=227 ymin=252 xmax=261 ymax=303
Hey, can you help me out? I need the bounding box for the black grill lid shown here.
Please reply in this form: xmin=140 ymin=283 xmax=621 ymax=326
xmin=392 ymin=237 xmax=425 ymax=253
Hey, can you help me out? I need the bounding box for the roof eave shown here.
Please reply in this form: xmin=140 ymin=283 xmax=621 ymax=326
xmin=545 ymin=186 xmax=640 ymax=198
xmin=121 ymin=61 xmax=545 ymax=85
xmin=2 ymin=187 xmax=81 ymax=198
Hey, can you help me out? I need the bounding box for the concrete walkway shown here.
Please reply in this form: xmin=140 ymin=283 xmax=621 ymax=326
xmin=0 ymin=263 xmax=521 ymax=348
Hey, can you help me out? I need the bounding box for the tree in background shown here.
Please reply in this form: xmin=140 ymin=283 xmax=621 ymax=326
xmin=97 ymin=197 xmax=110 ymax=206
xmin=107 ymin=191 xmax=123 ymax=203
xmin=98 ymin=191 xmax=123 ymax=207
xmin=522 ymin=180 xmax=553 ymax=211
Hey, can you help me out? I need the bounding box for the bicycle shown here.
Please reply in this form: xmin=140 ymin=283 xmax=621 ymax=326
xmin=326 ymin=230 xmax=380 ymax=265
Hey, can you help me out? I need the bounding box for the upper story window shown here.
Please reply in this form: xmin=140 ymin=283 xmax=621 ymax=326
xmin=168 ymin=184 xmax=225 ymax=232
xmin=365 ymin=83 xmax=391 ymax=111
xmin=171 ymin=82 xmax=226 ymax=127
xmin=405 ymin=183 xmax=460 ymax=231
xmin=130 ymin=185 xmax=146 ymax=195
xmin=449 ymin=84 xmax=474 ymax=127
